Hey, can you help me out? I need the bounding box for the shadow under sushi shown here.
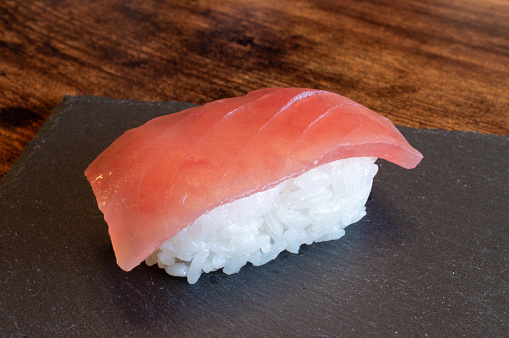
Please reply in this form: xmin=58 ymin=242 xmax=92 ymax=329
xmin=100 ymin=184 xmax=410 ymax=333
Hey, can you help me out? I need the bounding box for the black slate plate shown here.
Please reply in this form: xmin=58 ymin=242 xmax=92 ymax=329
xmin=1 ymin=96 xmax=508 ymax=336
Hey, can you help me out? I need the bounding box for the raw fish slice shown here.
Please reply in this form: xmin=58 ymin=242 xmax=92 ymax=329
xmin=85 ymin=88 xmax=423 ymax=271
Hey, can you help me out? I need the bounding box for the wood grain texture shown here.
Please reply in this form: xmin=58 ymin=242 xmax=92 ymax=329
xmin=1 ymin=0 xmax=508 ymax=179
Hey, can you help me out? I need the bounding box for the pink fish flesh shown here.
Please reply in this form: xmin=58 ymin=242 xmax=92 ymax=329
xmin=84 ymin=88 xmax=423 ymax=271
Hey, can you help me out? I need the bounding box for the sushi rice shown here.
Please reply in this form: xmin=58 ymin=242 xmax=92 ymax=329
xmin=146 ymin=156 xmax=378 ymax=284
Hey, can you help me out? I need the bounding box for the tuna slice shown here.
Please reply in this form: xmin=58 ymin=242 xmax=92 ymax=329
xmin=85 ymin=88 xmax=423 ymax=271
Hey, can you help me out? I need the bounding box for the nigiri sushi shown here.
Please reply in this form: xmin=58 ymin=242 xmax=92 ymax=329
xmin=85 ymin=88 xmax=422 ymax=284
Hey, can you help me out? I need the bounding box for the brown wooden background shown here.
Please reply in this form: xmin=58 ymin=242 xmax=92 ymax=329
xmin=1 ymin=0 xmax=508 ymax=180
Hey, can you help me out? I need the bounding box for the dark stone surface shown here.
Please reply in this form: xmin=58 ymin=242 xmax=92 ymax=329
xmin=1 ymin=96 xmax=507 ymax=336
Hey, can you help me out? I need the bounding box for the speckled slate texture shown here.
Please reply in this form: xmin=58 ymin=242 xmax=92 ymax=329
xmin=1 ymin=96 xmax=508 ymax=336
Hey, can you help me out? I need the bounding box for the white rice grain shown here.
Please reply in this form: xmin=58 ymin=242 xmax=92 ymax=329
xmin=146 ymin=157 xmax=378 ymax=284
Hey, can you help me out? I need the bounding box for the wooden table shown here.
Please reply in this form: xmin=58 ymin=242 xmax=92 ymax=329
xmin=1 ymin=0 xmax=508 ymax=180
